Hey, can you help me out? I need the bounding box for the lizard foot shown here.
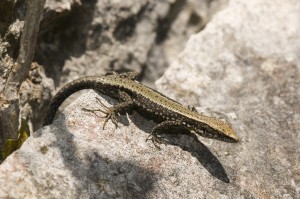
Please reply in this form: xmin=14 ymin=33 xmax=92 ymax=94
xmin=146 ymin=132 xmax=169 ymax=149
xmin=82 ymin=97 xmax=119 ymax=129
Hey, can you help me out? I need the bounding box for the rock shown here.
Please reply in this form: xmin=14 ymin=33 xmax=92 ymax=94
xmin=0 ymin=91 xmax=235 ymax=198
xmin=37 ymin=0 xmax=226 ymax=88
xmin=33 ymin=0 xmax=224 ymax=130
xmin=0 ymin=0 xmax=299 ymax=198
xmin=0 ymin=0 xmax=52 ymax=149
xmin=1 ymin=0 xmax=224 ymax=146
xmin=157 ymin=0 xmax=300 ymax=198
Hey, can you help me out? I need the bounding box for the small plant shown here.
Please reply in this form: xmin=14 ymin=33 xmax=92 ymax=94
xmin=1 ymin=119 xmax=30 ymax=160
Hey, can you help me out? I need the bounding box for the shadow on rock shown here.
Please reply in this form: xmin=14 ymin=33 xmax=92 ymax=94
xmin=48 ymin=115 xmax=157 ymax=199
xmin=168 ymin=132 xmax=230 ymax=183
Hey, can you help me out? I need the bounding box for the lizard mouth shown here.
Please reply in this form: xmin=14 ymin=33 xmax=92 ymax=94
xmin=197 ymin=129 xmax=239 ymax=143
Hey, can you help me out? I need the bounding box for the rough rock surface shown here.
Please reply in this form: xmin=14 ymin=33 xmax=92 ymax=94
xmin=34 ymin=0 xmax=225 ymax=130
xmin=157 ymin=0 xmax=300 ymax=198
xmin=0 ymin=0 xmax=52 ymax=150
xmin=37 ymin=0 xmax=224 ymax=88
xmin=0 ymin=91 xmax=239 ymax=198
xmin=0 ymin=0 xmax=299 ymax=198
xmin=0 ymin=0 xmax=224 ymax=148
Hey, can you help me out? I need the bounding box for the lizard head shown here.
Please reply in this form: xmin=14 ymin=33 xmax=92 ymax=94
xmin=193 ymin=119 xmax=239 ymax=143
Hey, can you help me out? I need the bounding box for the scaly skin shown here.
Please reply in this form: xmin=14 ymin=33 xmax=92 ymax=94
xmin=43 ymin=72 xmax=239 ymax=146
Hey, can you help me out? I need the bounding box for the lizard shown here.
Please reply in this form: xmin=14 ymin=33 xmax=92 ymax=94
xmin=43 ymin=72 xmax=239 ymax=147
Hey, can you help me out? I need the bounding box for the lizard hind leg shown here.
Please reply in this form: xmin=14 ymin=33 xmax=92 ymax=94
xmin=118 ymin=72 xmax=139 ymax=80
xmin=105 ymin=71 xmax=139 ymax=80
xmin=82 ymin=97 xmax=119 ymax=129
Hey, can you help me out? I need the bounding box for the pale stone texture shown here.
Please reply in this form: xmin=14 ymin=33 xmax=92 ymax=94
xmin=38 ymin=0 xmax=224 ymax=88
xmin=157 ymin=0 xmax=300 ymax=198
xmin=34 ymin=0 xmax=224 ymax=130
xmin=1 ymin=0 xmax=224 ymax=148
xmin=0 ymin=91 xmax=239 ymax=198
xmin=0 ymin=0 xmax=299 ymax=198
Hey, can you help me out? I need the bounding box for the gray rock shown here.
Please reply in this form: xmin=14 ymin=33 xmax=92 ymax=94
xmin=34 ymin=0 xmax=223 ymax=131
xmin=38 ymin=0 xmax=226 ymax=88
xmin=0 ymin=0 xmax=299 ymax=198
xmin=0 ymin=91 xmax=237 ymax=198
xmin=157 ymin=0 xmax=300 ymax=198
xmin=1 ymin=0 xmax=223 ymax=146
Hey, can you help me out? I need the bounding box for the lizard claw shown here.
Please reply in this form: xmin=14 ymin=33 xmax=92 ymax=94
xmin=102 ymin=107 xmax=119 ymax=129
xmin=82 ymin=97 xmax=119 ymax=129
xmin=146 ymin=132 xmax=169 ymax=149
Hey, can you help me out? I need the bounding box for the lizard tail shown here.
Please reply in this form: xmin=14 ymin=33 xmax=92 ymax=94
xmin=43 ymin=76 xmax=100 ymax=126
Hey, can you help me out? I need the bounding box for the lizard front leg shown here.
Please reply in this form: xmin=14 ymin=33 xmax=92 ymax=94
xmin=146 ymin=120 xmax=189 ymax=149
